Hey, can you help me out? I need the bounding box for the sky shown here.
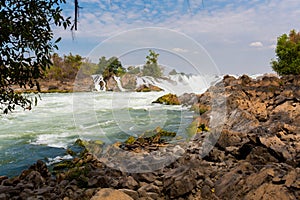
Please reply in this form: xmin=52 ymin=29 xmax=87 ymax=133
xmin=53 ymin=0 xmax=300 ymax=75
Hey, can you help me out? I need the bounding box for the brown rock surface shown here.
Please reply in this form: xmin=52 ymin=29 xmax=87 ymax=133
xmin=91 ymin=188 xmax=133 ymax=200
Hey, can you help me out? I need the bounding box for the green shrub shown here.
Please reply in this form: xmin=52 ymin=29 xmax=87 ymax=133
xmin=271 ymin=29 xmax=300 ymax=75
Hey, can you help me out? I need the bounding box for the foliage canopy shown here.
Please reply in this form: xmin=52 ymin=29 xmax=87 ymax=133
xmin=271 ymin=29 xmax=300 ymax=75
xmin=46 ymin=53 xmax=83 ymax=81
xmin=100 ymin=57 xmax=126 ymax=80
xmin=142 ymin=50 xmax=163 ymax=78
xmin=0 ymin=0 xmax=71 ymax=113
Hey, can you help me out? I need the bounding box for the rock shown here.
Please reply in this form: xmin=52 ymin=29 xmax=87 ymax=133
xmin=136 ymin=84 xmax=163 ymax=92
xmin=29 ymin=160 xmax=51 ymax=178
xmin=133 ymin=173 xmax=156 ymax=183
xmin=223 ymin=75 xmax=237 ymax=87
xmin=85 ymin=188 xmax=96 ymax=198
xmin=106 ymin=76 xmax=120 ymax=91
xmin=163 ymin=166 xmax=197 ymax=198
xmin=284 ymin=170 xmax=297 ymax=187
xmin=190 ymin=103 xmax=210 ymax=115
xmin=0 ymin=193 xmax=7 ymax=200
xmin=225 ymin=108 xmax=259 ymax=133
xmin=245 ymin=183 xmax=295 ymax=200
xmin=139 ymin=183 xmax=160 ymax=194
xmin=215 ymin=162 xmax=254 ymax=198
xmin=121 ymin=74 xmax=137 ymax=90
xmin=48 ymin=85 xmax=58 ymax=90
xmin=147 ymin=192 xmax=159 ymax=199
xmin=91 ymin=188 xmax=133 ymax=200
xmin=217 ymin=129 xmax=247 ymax=149
xmin=121 ymin=176 xmax=139 ymax=189
xmin=259 ymin=136 xmax=288 ymax=161
xmin=119 ymin=189 xmax=139 ymax=200
xmin=2 ymin=74 xmax=300 ymax=200
xmin=152 ymin=93 xmax=180 ymax=105
xmin=0 ymin=176 xmax=8 ymax=185
xmin=179 ymin=93 xmax=199 ymax=106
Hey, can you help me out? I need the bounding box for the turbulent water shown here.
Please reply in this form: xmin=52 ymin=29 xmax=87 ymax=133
xmin=1 ymin=73 xmax=265 ymax=177
xmin=0 ymin=92 xmax=195 ymax=177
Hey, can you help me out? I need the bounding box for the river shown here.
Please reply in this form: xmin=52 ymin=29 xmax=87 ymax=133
xmin=0 ymin=92 xmax=195 ymax=177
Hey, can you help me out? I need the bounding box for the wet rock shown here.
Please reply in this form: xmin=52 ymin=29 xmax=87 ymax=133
xmin=179 ymin=93 xmax=199 ymax=106
xmin=0 ymin=176 xmax=8 ymax=185
xmin=106 ymin=76 xmax=120 ymax=91
xmin=121 ymin=74 xmax=137 ymax=90
xmin=136 ymin=84 xmax=163 ymax=92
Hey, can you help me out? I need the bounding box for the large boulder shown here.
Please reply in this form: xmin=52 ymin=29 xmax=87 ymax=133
xmin=152 ymin=93 xmax=180 ymax=105
xmin=91 ymin=188 xmax=133 ymax=200
xmin=136 ymin=84 xmax=163 ymax=92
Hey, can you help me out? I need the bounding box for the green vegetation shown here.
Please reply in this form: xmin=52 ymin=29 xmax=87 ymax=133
xmin=46 ymin=53 xmax=83 ymax=81
xmin=135 ymin=84 xmax=163 ymax=92
xmin=124 ymin=126 xmax=176 ymax=146
xmin=142 ymin=50 xmax=163 ymax=78
xmin=127 ymin=66 xmax=141 ymax=74
xmin=169 ymin=69 xmax=178 ymax=75
xmin=190 ymin=103 xmax=210 ymax=115
xmin=0 ymin=0 xmax=70 ymax=113
xmin=89 ymin=56 xmax=126 ymax=80
xmin=101 ymin=57 xmax=126 ymax=80
xmin=271 ymin=29 xmax=300 ymax=75
xmin=186 ymin=119 xmax=210 ymax=137
xmin=125 ymin=136 xmax=136 ymax=145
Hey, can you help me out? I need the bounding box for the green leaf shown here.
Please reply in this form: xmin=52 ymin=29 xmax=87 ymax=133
xmin=55 ymin=37 xmax=62 ymax=43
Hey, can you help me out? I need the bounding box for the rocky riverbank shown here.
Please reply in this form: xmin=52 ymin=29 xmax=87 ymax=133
xmin=0 ymin=74 xmax=299 ymax=200
xmin=13 ymin=76 xmax=95 ymax=93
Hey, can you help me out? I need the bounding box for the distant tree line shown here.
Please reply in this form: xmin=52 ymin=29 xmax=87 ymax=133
xmin=46 ymin=50 xmax=165 ymax=82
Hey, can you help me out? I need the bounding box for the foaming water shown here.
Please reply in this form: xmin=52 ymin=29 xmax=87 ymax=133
xmin=91 ymin=74 xmax=222 ymax=95
xmin=0 ymin=92 xmax=194 ymax=177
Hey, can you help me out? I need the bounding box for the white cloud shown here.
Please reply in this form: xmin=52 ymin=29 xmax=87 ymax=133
xmin=268 ymin=44 xmax=276 ymax=49
xmin=54 ymin=0 xmax=300 ymax=74
xmin=249 ymin=41 xmax=263 ymax=47
xmin=172 ymin=47 xmax=188 ymax=53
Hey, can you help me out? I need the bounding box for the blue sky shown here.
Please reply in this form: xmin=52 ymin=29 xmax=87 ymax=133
xmin=53 ymin=0 xmax=300 ymax=75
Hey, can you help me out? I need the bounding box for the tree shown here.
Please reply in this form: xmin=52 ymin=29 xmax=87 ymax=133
xmin=142 ymin=50 xmax=163 ymax=78
xmin=0 ymin=0 xmax=71 ymax=113
xmin=102 ymin=57 xmax=126 ymax=80
xmin=95 ymin=56 xmax=109 ymax=75
xmin=46 ymin=53 xmax=83 ymax=81
xmin=127 ymin=66 xmax=141 ymax=75
xmin=169 ymin=69 xmax=178 ymax=75
xmin=271 ymin=29 xmax=300 ymax=75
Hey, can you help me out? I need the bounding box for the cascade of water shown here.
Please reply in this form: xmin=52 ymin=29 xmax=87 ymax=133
xmin=136 ymin=74 xmax=221 ymax=95
xmin=91 ymin=74 xmax=106 ymax=91
xmin=93 ymin=73 xmax=222 ymax=95
xmin=113 ymin=76 xmax=126 ymax=92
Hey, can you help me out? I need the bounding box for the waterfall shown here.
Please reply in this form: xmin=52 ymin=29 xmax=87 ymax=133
xmin=113 ymin=75 xmax=126 ymax=92
xmin=136 ymin=74 xmax=222 ymax=95
xmin=91 ymin=74 xmax=106 ymax=91
xmin=92 ymin=73 xmax=222 ymax=95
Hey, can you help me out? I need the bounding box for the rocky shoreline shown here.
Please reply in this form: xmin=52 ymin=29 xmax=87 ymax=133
xmin=1 ymin=74 xmax=299 ymax=200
